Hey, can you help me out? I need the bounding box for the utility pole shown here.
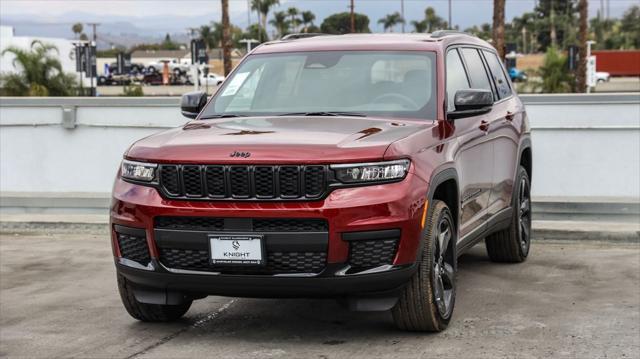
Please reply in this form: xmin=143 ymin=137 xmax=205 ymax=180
xmin=400 ymin=0 xmax=405 ymax=33
xmin=247 ymin=0 xmax=251 ymax=29
xmin=448 ymin=0 xmax=452 ymax=29
xmin=86 ymin=22 xmax=100 ymax=42
xmin=350 ymin=0 xmax=355 ymax=33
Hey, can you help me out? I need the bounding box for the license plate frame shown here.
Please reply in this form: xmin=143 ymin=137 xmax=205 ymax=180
xmin=209 ymin=234 xmax=265 ymax=266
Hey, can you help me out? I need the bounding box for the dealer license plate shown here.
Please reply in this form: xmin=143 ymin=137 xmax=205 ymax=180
xmin=209 ymin=234 xmax=264 ymax=265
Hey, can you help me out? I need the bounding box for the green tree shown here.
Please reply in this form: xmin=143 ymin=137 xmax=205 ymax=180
xmin=287 ymin=7 xmax=300 ymax=33
xmin=244 ymin=24 xmax=268 ymax=44
xmin=301 ymin=11 xmax=316 ymax=33
xmin=424 ymin=7 xmax=447 ymax=32
xmin=464 ymin=23 xmax=492 ymax=40
xmin=320 ymin=12 xmax=371 ymax=34
xmin=161 ymin=33 xmax=181 ymax=50
xmin=270 ymin=11 xmax=290 ymax=38
xmin=534 ymin=46 xmax=574 ymax=93
xmin=378 ymin=12 xmax=405 ymax=33
xmin=534 ymin=0 xmax=578 ymax=51
xmin=620 ymin=5 xmax=640 ymax=48
xmin=251 ymin=0 xmax=279 ymax=41
xmin=71 ymin=23 xmax=83 ymax=40
xmin=0 ymin=40 xmax=77 ymax=96
xmin=411 ymin=20 xmax=427 ymax=33
xmin=199 ymin=24 xmax=219 ymax=49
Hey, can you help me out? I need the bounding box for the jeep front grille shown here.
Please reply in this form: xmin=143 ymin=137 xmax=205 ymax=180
xmin=158 ymin=164 xmax=327 ymax=200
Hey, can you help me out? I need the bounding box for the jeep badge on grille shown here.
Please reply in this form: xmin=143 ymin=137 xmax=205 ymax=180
xmin=230 ymin=151 xmax=251 ymax=158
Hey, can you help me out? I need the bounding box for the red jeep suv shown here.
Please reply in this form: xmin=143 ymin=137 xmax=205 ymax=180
xmin=111 ymin=31 xmax=532 ymax=331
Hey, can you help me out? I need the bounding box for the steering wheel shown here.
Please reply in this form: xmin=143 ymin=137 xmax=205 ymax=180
xmin=372 ymin=93 xmax=419 ymax=109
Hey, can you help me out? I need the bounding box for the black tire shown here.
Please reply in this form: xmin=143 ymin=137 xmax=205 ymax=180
xmin=173 ymin=68 xmax=183 ymax=77
xmin=485 ymin=166 xmax=531 ymax=263
xmin=147 ymin=66 xmax=157 ymax=74
xmin=392 ymin=200 xmax=457 ymax=332
xmin=97 ymin=76 xmax=107 ymax=86
xmin=117 ymin=274 xmax=192 ymax=322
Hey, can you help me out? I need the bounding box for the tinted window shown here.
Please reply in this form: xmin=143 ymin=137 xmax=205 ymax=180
xmin=460 ymin=48 xmax=493 ymax=96
xmin=483 ymin=50 xmax=512 ymax=99
xmin=204 ymin=51 xmax=438 ymax=120
xmin=446 ymin=49 xmax=470 ymax=112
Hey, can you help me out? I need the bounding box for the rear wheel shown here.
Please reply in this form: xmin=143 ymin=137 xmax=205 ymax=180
xmin=117 ymin=274 xmax=192 ymax=322
xmin=485 ymin=166 xmax=531 ymax=262
xmin=392 ymin=200 xmax=456 ymax=332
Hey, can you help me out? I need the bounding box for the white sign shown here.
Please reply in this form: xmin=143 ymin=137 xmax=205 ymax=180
xmin=587 ymin=56 xmax=597 ymax=87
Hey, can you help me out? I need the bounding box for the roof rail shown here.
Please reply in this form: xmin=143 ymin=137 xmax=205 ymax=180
xmin=431 ymin=30 xmax=474 ymax=38
xmin=280 ymin=33 xmax=331 ymax=41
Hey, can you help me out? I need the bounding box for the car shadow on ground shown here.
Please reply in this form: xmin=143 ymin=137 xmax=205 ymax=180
xmin=127 ymin=245 xmax=499 ymax=348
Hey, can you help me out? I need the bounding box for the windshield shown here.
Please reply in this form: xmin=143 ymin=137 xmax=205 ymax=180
xmin=202 ymin=51 xmax=437 ymax=120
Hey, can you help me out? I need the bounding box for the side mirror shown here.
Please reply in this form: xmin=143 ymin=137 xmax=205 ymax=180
xmin=181 ymin=91 xmax=207 ymax=119
xmin=447 ymin=89 xmax=493 ymax=120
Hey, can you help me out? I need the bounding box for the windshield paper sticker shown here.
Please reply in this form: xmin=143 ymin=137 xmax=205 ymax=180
xmin=221 ymin=72 xmax=249 ymax=96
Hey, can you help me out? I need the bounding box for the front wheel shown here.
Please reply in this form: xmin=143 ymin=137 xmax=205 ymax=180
xmin=392 ymin=200 xmax=457 ymax=332
xmin=485 ymin=166 xmax=531 ymax=262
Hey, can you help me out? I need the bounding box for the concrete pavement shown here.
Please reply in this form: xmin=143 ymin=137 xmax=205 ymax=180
xmin=1 ymin=230 xmax=638 ymax=358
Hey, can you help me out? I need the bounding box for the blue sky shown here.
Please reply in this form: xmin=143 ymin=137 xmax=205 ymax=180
xmin=1 ymin=0 xmax=637 ymax=34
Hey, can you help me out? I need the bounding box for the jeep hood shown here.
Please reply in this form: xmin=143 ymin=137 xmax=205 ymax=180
xmin=126 ymin=116 xmax=432 ymax=164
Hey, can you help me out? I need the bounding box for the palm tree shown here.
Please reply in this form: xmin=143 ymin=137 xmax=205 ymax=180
xmin=287 ymin=7 xmax=300 ymax=33
xmin=411 ymin=20 xmax=427 ymax=33
xmin=221 ymin=0 xmax=232 ymax=76
xmin=0 ymin=40 xmax=77 ymax=96
xmin=270 ymin=11 xmax=289 ymax=38
xmin=424 ymin=7 xmax=447 ymax=32
xmin=199 ymin=24 xmax=219 ymax=49
xmin=301 ymin=11 xmax=316 ymax=33
xmin=378 ymin=12 xmax=405 ymax=33
xmin=251 ymin=0 xmax=280 ymax=41
xmin=492 ymin=0 xmax=506 ymax=59
xmin=71 ymin=23 xmax=83 ymax=40
xmin=576 ymin=0 xmax=588 ymax=92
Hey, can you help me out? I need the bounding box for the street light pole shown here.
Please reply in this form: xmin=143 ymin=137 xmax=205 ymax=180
xmin=448 ymin=0 xmax=452 ymax=28
xmin=350 ymin=0 xmax=355 ymax=33
xmin=401 ymin=0 xmax=405 ymax=33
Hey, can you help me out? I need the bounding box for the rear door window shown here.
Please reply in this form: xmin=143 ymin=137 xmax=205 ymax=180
xmin=460 ymin=48 xmax=494 ymax=100
xmin=445 ymin=49 xmax=471 ymax=112
xmin=482 ymin=50 xmax=512 ymax=99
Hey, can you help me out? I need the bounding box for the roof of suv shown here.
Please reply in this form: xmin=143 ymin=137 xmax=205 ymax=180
xmin=252 ymin=32 xmax=492 ymax=55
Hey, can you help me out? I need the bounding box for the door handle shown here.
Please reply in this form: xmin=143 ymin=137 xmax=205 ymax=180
xmin=505 ymin=111 xmax=514 ymax=121
xmin=479 ymin=120 xmax=490 ymax=132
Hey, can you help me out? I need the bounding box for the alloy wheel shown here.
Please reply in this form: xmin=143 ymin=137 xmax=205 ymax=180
xmin=432 ymin=214 xmax=455 ymax=319
xmin=518 ymin=177 xmax=531 ymax=256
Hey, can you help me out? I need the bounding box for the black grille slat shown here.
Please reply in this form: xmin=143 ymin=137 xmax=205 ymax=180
xmin=253 ymin=218 xmax=328 ymax=232
xmin=254 ymin=167 xmax=275 ymax=198
xmin=230 ymin=167 xmax=250 ymax=197
xmin=160 ymin=166 xmax=180 ymax=195
xmin=279 ymin=166 xmax=300 ymax=197
xmin=304 ymin=166 xmax=325 ymax=197
xmin=158 ymin=164 xmax=326 ymax=200
xmin=155 ymin=216 xmax=225 ymax=231
xmin=155 ymin=217 xmax=326 ymax=232
xmin=349 ymin=239 xmax=399 ymax=271
xmin=205 ymin=166 xmax=226 ymax=197
xmin=159 ymin=248 xmax=326 ymax=274
xmin=183 ymin=165 xmax=203 ymax=196
xmin=117 ymin=233 xmax=150 ymax=265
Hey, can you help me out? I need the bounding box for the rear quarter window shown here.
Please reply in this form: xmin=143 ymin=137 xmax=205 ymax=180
xmin=483 ymin=50 xmax=512 ymax=99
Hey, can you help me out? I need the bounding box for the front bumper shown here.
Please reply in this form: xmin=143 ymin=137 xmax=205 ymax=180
xmin=111 ymin=171 xmax=428 ymax=297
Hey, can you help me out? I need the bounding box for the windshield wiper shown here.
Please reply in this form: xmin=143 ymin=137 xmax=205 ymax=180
xmin=277 ymin=111 xmax=367 ymax=117
xmin=199 ymin=114 xmax=244 ymax=119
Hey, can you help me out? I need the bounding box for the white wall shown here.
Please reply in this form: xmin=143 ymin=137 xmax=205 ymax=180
xmin=0 ymin=94 xmax=638 ymax=203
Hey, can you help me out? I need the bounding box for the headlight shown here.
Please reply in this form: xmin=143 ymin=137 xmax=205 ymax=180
xmin=331 ymin=159 xmax=410 ymax=183
xmin=121 ymin=160 xmax=157 ymax=182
